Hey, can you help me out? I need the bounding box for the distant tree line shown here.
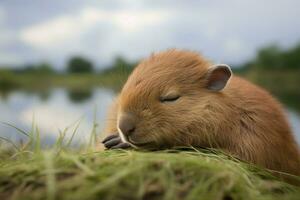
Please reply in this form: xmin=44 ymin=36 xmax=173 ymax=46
xmin=13 ymin=62 xmax=55 ymax=74
xmin=239 ymin=43 xmax=300 ymax=70
xmin=67 ymin=56 xmax=94 ymax=73
xmin=1 ymin=55 xmax=136 ymax=75
xmin=1 ymin=43 xmax=300 ymax=75
xmin=101 ymin=56 xmax=137 ymax=74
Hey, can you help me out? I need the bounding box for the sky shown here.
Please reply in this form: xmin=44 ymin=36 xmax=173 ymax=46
xmin=0 ymin=0 xmax=300 ymax=70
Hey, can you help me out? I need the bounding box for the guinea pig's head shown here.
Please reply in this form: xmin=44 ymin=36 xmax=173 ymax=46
xmin=117 ymin=49 xmax=232 ymax=149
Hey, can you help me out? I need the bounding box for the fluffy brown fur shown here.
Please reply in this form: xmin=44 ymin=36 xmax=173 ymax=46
xmin=103 ymin=49 xmax=300 ymax=181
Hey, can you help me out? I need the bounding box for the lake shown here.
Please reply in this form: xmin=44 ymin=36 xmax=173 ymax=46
xmin=0 ymin=88 xmax=300 ymax=147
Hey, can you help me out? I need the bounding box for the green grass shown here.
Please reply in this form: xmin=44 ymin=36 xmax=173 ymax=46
xmin=0 ymin=125 xmax=299 ymax=200
xmin=0 ymin=72 xmax=129 ymax=92
xmin=1 ymin=149 xmax=300 ymax=200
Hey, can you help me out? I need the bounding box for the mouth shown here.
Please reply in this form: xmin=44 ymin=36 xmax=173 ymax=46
xmin=127 ymin=137 xmax=155 ymax=148
xmin=118 ymin=129 xmax=156 ymax=149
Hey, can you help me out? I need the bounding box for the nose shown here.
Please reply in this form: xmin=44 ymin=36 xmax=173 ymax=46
xmin=118 ymin=113 xmax=136 ymax=137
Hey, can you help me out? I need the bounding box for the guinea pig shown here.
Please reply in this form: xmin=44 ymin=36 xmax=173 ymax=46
xmin=101 ymin=49 xmax=300 ymax=178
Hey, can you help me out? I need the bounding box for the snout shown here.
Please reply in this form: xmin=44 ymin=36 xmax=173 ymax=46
xmin=118 ymin=112 xmax=157 ymax=149
xmin=118 ymin=113 xmax=136 ymax=139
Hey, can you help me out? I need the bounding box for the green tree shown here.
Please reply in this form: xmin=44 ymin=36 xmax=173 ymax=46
xmin=282 ymin=44 xmax=300 ymax=69
xmin=102 ymin=56 xmax=136 ymax=75
xmin=255 ymin=45 xmax=283 ymax=69
xmin=67 ymin=56 xmax=94 ymax=73
xmin=114 ymin=56 xmax=134 ymax=72
xmin=35 ymin=62 xmax=55 ymax=74
xmin=14 ymin=62 xmax=55 ymax=74
xmin=251 ymin=43 xmax=300 ymax=69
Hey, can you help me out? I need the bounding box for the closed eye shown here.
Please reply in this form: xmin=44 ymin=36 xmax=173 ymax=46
xmin=159 ymin=95 xmax=180 ymax=103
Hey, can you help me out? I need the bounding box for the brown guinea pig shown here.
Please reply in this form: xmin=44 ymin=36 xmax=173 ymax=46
xmin=101 ymin=49 xmax=300 ymax=178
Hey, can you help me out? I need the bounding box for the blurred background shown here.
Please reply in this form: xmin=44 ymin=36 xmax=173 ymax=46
xmin=0 ymin=0 xmax=299 ymax=146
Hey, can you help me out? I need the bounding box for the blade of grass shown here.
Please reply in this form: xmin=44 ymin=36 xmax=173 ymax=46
xmin=66 ymin=119 xmax=82 ymax=148
xmin=88 ymin=105 xmax=98 ymax=150
xmin=56 ymin=117 xmax=84 ymax=149
xmin=55 ymin=128 xmax=68 ymax=149
xmin=29 ymin=113 xmax=36 ymax=149
xmin=44 ymin=151 xmax=56 ymax=200
xmin=0 ymin=121 xmax=30 ymax=138
xmin=35 ymin=126 xmax=41 ymax=153
xmin=61 ymin=153 xmax=94 ymax=176
xmin=0 ymin=136 xmax=20 ymax=152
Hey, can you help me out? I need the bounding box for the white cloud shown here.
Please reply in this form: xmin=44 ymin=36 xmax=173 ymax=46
xmin=1 ymin=0 xmax=299 ymax=67
xmin=20 ymin=7 xmax=169 ymax=50
xmin=20 ymin=16 xmax=83 ymax=48
xmin=114 ymin=10 xmax=168 ymax=32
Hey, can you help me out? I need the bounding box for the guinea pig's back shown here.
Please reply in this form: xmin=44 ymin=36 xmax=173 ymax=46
xmin=225 ymin=75 xmax=300 ymax=175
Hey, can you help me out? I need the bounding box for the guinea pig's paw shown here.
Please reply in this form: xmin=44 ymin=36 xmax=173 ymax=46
xmin=102 ymin=133 xmax=131 ymax=149
xmin=111 ymin=142 xmax=131 ymax=149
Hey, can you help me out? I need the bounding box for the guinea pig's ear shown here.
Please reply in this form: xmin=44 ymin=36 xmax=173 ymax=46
xmin=205 ymin=64 xmax=232 ymax=91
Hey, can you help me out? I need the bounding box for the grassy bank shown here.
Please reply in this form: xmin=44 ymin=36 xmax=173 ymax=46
xmin=0 ymin=72 xmax=130 ymax=92
xmin=0 ymin=121 xmax=299 ymax=200
xmin=0 ymin=146 xmax=299 ymax=200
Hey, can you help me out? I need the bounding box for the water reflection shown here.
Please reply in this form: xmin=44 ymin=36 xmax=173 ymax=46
xmin=67 ymin=89 xmax=93 ymax=103
xmin=0 ymin=88 xmax=115 ymax=146
xmin=0 ymin=88 xmax=299 ymax=146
